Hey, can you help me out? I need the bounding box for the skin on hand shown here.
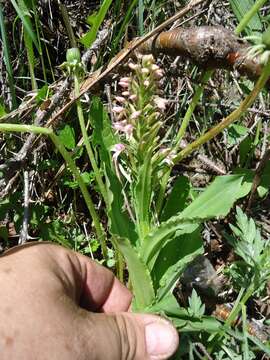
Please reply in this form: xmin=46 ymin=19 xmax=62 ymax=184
xmin=0 ymin=243 xmax=179 ymax=360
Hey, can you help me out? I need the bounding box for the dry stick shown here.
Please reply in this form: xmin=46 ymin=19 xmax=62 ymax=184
xmin=0 ymin=78 xmax=71 ymax=195
xmin=137 ymin=26 xmax=263 ymax=83
xmin=45 ymin=0 xmax=206 ymax=128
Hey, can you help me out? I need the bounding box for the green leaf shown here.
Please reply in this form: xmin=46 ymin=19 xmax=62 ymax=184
xmin=161 ymin=176 xmax=190 ymax=221
xmin=147 ymin=293 xmax=221 ymax=333
xmin=187 ymin=289 xmax=205 ymax=319
xmin=142 ymin=219 xmax=199 ymax=269
xmin=155 ymin=234 xmax=203 ymax=301
xmin=152 ymin=227 xmax=202 ymax=292
xmin=80 ymin=0 xmax=113 ymax=48
xmin=181 ymin=175 xmax=245 ymax=220
xmin=58 ymin=124 xmax=76 ymax=150
xmin=229 ymin=0 xmax=263 ymax=35
xmin=134 ymin=150 xmax=152 ymax=239
xmin=116 ymin=237 xmax=155 ymax=310
xmin=10 ymin=0 xmax=39 ymax=51
xmin=90 ymin=96 xmax=117 ymax=165
xmin=106 ymin=166 xmax=137 ymax=245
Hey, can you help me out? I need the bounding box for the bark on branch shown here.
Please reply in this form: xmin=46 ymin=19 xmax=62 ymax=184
xmin=138 ymin=26 xmax=263 ymax=82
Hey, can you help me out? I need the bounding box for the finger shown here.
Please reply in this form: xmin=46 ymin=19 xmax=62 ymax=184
xmin=80 ymin=312 xmax=179 ymax=360
xmin=3 ymin=243 xmax=132 ymax=312
xmin=75 ymin=251 xmax=132 ymax=312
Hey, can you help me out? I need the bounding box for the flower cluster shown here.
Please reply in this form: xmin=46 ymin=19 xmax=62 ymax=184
xmin=111 ymin=55 xmax=173 ymax=170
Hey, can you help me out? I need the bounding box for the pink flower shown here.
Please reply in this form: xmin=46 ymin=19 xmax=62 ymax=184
xmin=119 ymin=81 xmax=129 ymax=88
xmin=112 ymin=106 xmax=125 ymax=113
xmin=115 ymin=96 xmax=126 ymax=103
xmin=129 ymin=94 xmax=137 ymax=101
xmin=154 ymin=97 xmax=168 ymax=111
xmin=151 ymin=64 xmax=160 ymax=71
xmin=153 ymin=69 xmax=164 ymax=79
xmin=120 ymin=77 xmax=130 ymax=82
xmin=130 ymin=110 xmax=141 ymax=120
xmin=111 ymin=143 xmax=125 ymax=161
xmin=128 ymin=62 xmax=139 ymax=70
xmin=144 ymin=80 xmax=150 ymax=87
xmin=124 ymin=124 xmax=133 ymax=138
xmin=113 ymin=121 xmax=126 ymax=132
xmin=141 ymin=68 xmax=149 ymax=74
xmin=122 ymin=91 xmax=130 ymax=97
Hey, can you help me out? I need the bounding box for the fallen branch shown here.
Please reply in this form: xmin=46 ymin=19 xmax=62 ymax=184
xmin=137 ymin=26 xmax=263 ymax=82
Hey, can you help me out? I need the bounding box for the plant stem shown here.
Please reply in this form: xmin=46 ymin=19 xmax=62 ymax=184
xmin=49 ymin=132 xmax=107 ymax=258
xmin=74 ymin=74 xmax=109 ymax=207
xmin=235 ymin=0 xmax=268 ymax=35
xmin=174 ymin=58 xmax=270 ymax=164
xmin=0 ymin=123 xmax=52 ymax=135
xmin=174 ymin=69 xmax=213 ymax=148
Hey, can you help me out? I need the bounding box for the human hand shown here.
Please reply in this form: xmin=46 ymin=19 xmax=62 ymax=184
xmin=0 ymin=243 xmax=179 ymax=360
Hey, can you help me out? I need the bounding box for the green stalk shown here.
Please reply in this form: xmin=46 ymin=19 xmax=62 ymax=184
xmin=49 ymin=132 xmax=107 ymax=258
xmin=174 ymin=69 xmax=213 ymax=148
xmin=173 ymin=58 xmax=270 ymax=164
xmin=235 ymin=0 xmax=267 ymax=35
xmin=0 ymin=4 xmax=17 ymax=109
xmin=0 ymin=123 xmax=52 ymax=135
xmin=0 ymin=123 xmax=107 ymax=258
xmin=59 ymin=2 xmax=77 ymax=48
xmin=73 ymin=74 xmax=109 ymax=207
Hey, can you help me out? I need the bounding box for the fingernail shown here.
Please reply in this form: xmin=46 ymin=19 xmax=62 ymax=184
xmin=145 ymin=320 xmax=179 ymax=359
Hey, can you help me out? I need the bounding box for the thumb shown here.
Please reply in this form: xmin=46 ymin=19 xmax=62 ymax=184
xmin=80 ymin=311 xmax=179 ymax=360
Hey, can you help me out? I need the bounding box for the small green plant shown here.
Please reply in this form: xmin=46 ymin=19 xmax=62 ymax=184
xmin=226 ymin=206 xmax=270 ymax=297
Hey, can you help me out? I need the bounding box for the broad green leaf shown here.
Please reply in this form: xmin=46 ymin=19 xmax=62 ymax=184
xmin=161 ymin=176 xmax=190 ymax=221
xmin=142 ymin=220 xmax=199 ymax=268
xmin=155 ymin=235 xmax=203 ymax=301
xmin=106 ymin=167 xmax=137 ymax=245
xmin=152 ymin=226 xmax=202 ymax=291
xmin=89 ymin=97 xmax=137 ymax=244
xmin=134 ymin=151 xmax=152 ymax=239
xmin=181 ymin=175 xmax=244 ymax=219
xmin=58 ymin=124 xmax=76 ymax=150
xmin=258 ymin=161 xmax=270 ymax=197
xmin=90 ymin=96 xmax=117 ymax=166
xmin=229 ymin=0 xmax=263 ymax=35
xmin=116 ymin=237 xmax=155 ymax=310
xmin=80 ymin=0 xmax=113 ymax=48
xmin=147 ymin=293 xmax=221 ymax=332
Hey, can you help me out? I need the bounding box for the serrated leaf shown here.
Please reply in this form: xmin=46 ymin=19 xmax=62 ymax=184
xmin=116 ymin=237 xmax=155 ymax=310
xmin=147 ymin=293 xmax=221 ymax=333
xmin=187 ymin=289 xmax=205 ymax=319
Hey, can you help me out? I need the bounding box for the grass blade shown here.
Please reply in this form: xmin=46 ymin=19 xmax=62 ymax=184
xmin=10 ymin=0 xmax=39 ymax=51
xmin=0 ymin=3 xmax=17 ymax=109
